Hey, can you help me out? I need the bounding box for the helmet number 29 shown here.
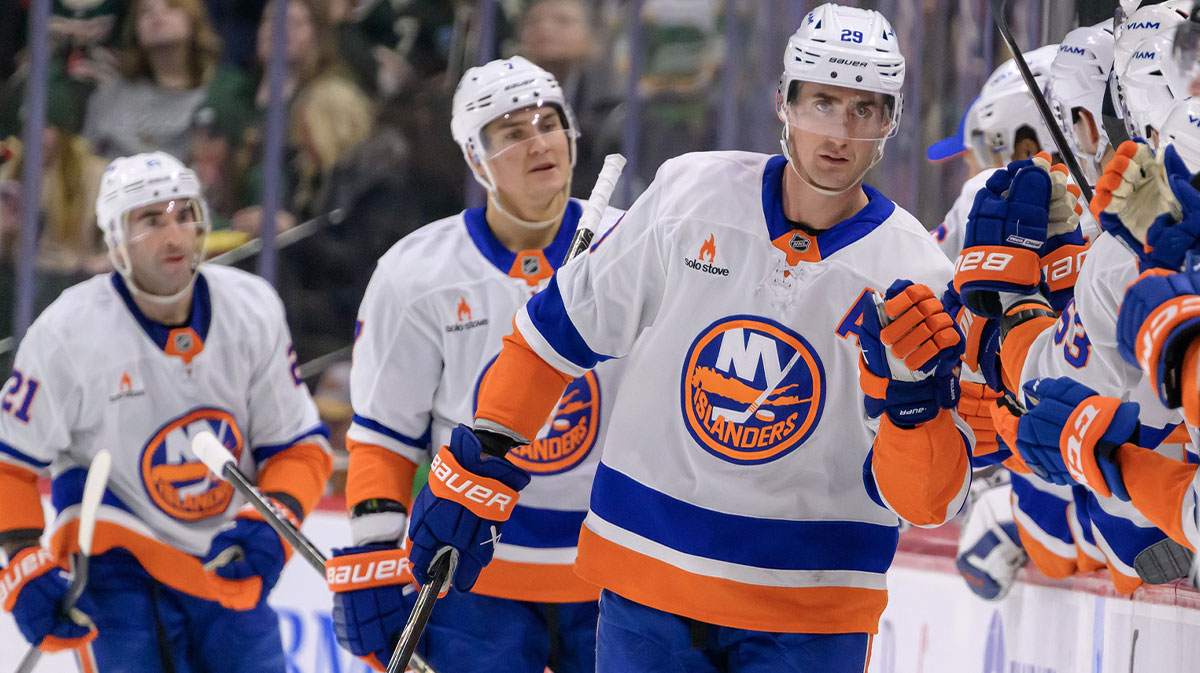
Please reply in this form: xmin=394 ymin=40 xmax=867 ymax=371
xmin=840 ymin=29 xmax=864 ymax=43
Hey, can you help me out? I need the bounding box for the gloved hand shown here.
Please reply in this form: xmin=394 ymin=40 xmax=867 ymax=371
xmin=1137 ymin=146 xmax=1200 ymax=273
xmin=1 ymin=546 xmax=98 ymax=652
xmin=328 ymin=544 xmax=417 ymax=672
xmin=1015 ymin=377 xmax=1138 ymax=500
xmin=1115 ymin=269 xmax=1200 ymax=408
xmin=1093 ymin=141 xmax=1182 ymax=257
xmin=202 ymin=500 xmax=293 ymax=600
xmin=955 ymin=158 xmax=1053 ymax=318
xmin=407 ymin=424 xmax=531 ymax=593
xmin=955 ymin=480 xmax=1027 ymax=600
xmin=858 ymin=280 xmax=964 ymax=425
xmin=941 ymin=283 xmax=1002 ymax=392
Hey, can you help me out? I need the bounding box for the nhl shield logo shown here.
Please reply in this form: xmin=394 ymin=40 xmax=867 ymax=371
xmin=173 ymin=331 xmax=193 ymax=352
xmin=789 ymin=232 xmax=810 ymax=253
xmin=522 ymin=255 xmax=541 ymax=276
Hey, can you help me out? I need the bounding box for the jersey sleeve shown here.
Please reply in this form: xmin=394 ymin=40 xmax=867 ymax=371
xmin=0 ymin=325 xmax=81 ymax=473
xmin=346 ymin=265 xmax=441 ymax=464
xmin=513 ymin=162 xmax=674 ymax=378
xmin=243 ymin=290 xmax=328 ymax=464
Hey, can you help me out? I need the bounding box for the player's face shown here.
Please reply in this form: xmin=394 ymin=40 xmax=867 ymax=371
xmin=481 ymin=105 xmax=573 ymax=205
xmin=123 ymin=199 xmax=205 ymax=296
xmin=786 ymin=83 xmax=891 ymax=192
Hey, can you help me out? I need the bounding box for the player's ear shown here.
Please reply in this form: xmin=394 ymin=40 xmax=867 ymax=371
xmin=1014 ymin=137 xmax=1041 ymax=162
xmin=1079 ymin=109 xmax=1100 ymax=146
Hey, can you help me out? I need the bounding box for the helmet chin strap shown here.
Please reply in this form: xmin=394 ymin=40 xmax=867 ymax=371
xmin=778 ymin=127 xmax=885 ymax=198
xmin=476 ymin=158 xmax=572 ymax=230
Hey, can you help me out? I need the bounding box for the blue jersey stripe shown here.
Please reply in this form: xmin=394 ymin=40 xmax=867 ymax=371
xmin=525 ymin=276 xmax=611 ymax=370
xmin=1010 ymin=475 xmax=1074 ymax=543
xmin=351 ymin=414 xmax=430 ymax=451
xmin=500 ymin=504 xmax=587 ymax=549
xmin=252 ymin=423 xmax=332 ymax=463
xmin=51 ymin=467 xmax=132 ymax=514
xmin=590 ymin=463 xmax=899 ymax=573
xmin=0 ymin=440 xmax=50 ymax=469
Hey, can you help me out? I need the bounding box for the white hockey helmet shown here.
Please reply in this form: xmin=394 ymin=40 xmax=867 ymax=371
xmin=777 ymin=4 xmax=905 ymax=141
xmin=1167 ymin=2 xmax=1200 ymax=96
xmin=1159 ymin=97 xmax=1200 ymax=171
xmin=96 ymin=152 xmax=209 ymax=303
xmin=1117 ymin=31 xmax=1191 ymax=143
xmin=970 ymin=44 xmax=1058 ymax=168
xmin=1048 ymin=23 xmax=1115 ymax=181
xmin=451 ymin=56 xmax=577 ymax=184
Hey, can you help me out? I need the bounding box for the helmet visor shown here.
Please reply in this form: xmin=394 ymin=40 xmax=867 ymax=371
xmin=780 ymin=81 xmax=901 ymax=141
xmin=478 ymin=102 xmax=580 ymax=161
xmin=121 ymin=197 xmax=209 ymax=249
xmin=1170 ymin=18 xmax=1200 ymax=96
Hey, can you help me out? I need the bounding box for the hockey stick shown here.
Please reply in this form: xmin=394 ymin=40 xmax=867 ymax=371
xmin=387 ymin=153 xmax=629 ymax=673
xmin=189 ymin=431 xmax=437 ymax=673
xmin=14 ymin=450 xmax=111 ymax=673
xmin=988 ymin=0 xmax=1095 ymax=205
xmin=562 ymin=154 xmax=627 ymax=264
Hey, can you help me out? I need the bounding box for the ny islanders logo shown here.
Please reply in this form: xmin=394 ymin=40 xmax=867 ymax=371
xmin=140 ymin=408 xmax=244 ymax=520
xmin=474 ymin=360 xmax=600 ymax=475
xmin=681 ymin=316 xmax=825 ymax=464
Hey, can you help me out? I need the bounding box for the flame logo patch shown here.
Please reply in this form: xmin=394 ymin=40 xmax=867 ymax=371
xmin=680 ymin=315 xmax=825 ymax=464
xmin=140 ymin=408 xmax=243 ymax=520
xmin=474 ymin=358 xmax=601 ymax=475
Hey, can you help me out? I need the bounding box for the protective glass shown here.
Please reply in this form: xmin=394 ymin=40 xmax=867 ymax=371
xmin=1169 ymin=18 xmax=1200 ymax=96
xmin=478 ymin=102 xmax=580 ymax=161
xmin=121 ymin=197 xmax=210 ymax=248
xmin=780 ymin=82 xmax=901 ymax=141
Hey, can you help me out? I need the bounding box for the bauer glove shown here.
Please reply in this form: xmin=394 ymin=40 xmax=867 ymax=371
xmin=954 ymin=158 xmax=1053 ymax=318
xmin=1 ymin=546 xmax=98 ymax=652
xmin=858 ymin=280 xmax=964 ymax=426
xmin=202 ymin=499 xmax=295 ymax=602
xmin=328 ymin=544 xmax=418 ymax=672
xmin=407 ymin=424 xmax=531 ymax=593
xmin=1116 ymin=269 xmax=1200 ymax=409
xmin=1015 ymin=377 xmax=1137 ymax=501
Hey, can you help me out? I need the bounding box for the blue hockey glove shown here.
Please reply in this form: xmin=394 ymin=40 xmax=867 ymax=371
xmin=328 ymin=544 xmax=417 ymax=672
xmin=407 ymin=424 xmax=531 ymax=593
xmin=1016 ymin=377 xmax=1137 ymax=500
xmin=858 ymin=280 xmax=964 ymax=425
xmin=955 ymin=480 xmax=1026 ymax=601
xmin=954 ymin=158 xmax=1052 ymax=318
xmin=942 ymin=282 xmax=1003 ymax=392
xmin=1116 ymin=269 xmax=1200 ymax=408
xmin=202 ymin=502 xmax=292 ymax=601
xmin=1 ymin=546 xmax=98 ymax=652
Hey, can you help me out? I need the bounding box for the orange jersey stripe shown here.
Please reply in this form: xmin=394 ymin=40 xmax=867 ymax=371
xmin=50 ymin=519 xmax=261 ymax=611
xmin=999 ymin=314 xmax=1056 ymax=394
xmin=257 ymin=441 xmax=333 ymax=518
xmin=1184 ymin=341 xmax=1200 ymax=428
xmin=872 ymin=412 xmax=968 ymax=527
xmin=1115 ymin=444 xmax=1197 ymax=551
xmin=0 ymin=463 xmax=44 ymax=534
xmin=574 ymin=526 xmax=888 ymax=634
xmin=1013 ymin=518 xmax=1078 ymax=579
xmin=345 ymin=440 xmax=420 ymax=512
xmin=471 ymin=557 xmax=600 ymax=603
xmin=476 ymin=324 xmax=573 ymax=442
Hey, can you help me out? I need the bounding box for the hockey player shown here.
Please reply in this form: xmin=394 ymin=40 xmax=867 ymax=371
xmin=0 ymin=152 xmax=332 ymax=671
xmin=328 ymin=56 xmax=623 ymax=673
xmin=403 ymin=5 xmax=972 ymax=671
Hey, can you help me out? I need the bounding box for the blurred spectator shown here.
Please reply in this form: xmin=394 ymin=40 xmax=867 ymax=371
xmin=326 ymin=0 xmax=413 ymax=100
xmin=288 ymin=75 xmax=375 ymax=221
xmin=189 ymin=97 xmax=249 ymax=231
xmin=0 ymin=77 xmax=110 ymax=311
xmin=82 ymin=0 xmax=252 ymax=160
xmin=251 ymin=0 xmax=345 ymax=111
xmin=48 ymin=0 xmax=125 ymax=89
xmin=203 ymin=0 xmax=268 ymax=70
xmin=518 ymin=0 xmax=620 ymax=196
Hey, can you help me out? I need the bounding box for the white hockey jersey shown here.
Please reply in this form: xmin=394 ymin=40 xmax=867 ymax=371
xmin=348 ymin=199 xmax=624 ymax=603
xmin=508 ymin=151 xmax=972 ymax=634
xmin=932 ymin=168 xmax=999 ymax=261
xmin=0 ymin=267 xmax=326 ymax=609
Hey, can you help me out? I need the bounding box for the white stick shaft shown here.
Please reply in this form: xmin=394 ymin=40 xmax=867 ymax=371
xmin=77 ymin=451 xmax=111 ymax=556
xmin=563 ymin=154 xmax=626 ymax=264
